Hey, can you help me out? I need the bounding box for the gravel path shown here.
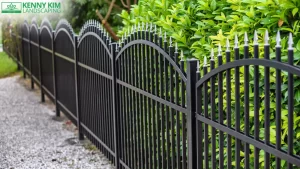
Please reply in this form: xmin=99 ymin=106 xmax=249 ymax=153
xmin=0 ymin=76 xmax=114 ymax=169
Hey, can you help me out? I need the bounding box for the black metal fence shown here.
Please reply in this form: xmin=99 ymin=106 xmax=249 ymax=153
xmin=4 ymin=18 xmax=300 ymax=169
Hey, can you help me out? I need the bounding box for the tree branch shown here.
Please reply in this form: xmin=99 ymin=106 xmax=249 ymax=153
xmin=120 ymin=0 xmax=129 ymax=9
xmin=103 ymin=0 xmax=123 ymax=11
xmin=126 ymin=0 xmax=131 ymax=12
xmin=104 ymin=0 xmax=116 ymax=21
xmin=96 ymin=9 xmax=120 ymax=41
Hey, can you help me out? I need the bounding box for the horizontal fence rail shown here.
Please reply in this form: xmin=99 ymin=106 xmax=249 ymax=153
xmin=3 ymin=18 xmax=300 ymax=169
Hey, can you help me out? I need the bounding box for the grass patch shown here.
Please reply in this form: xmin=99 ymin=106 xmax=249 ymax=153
xmin=0 ymin=52 xmax=18 ymax=78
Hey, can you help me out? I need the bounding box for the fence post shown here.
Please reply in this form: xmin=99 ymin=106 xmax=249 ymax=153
xmin=52 ymin=31 xmax=60 ymax=117
xmin=111 ymin=42 xmax=120 ymax=169
xmin=38 ymin=28 xmax=45 ymax=102
xmin=74 ymin=35 xmax=84 ymax=140
xmin=29 ymin=28 xmax=34 ymax=90
xmin=21 ymin=23 xmax=26 ymax=79
xmin=186 ymin=58 xmax=197 ymax=169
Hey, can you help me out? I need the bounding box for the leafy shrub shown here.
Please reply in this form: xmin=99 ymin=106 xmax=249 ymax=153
xmin=119 ymin=0 xmax=300 ymax=168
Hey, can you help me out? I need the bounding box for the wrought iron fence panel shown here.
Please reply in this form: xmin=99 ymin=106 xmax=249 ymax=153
xmin=115 ymin=25 xmax=189 ymax=169
xmin=77 ymin=20 xmax=115 ymax=163
xmin=40 ymin=18 xmax=55 ymax=99
xmin=22 ymin=20 xmax=30 ymax=74
xmin=54 ymin=19 xmax=77 ymax=123
xmin=29 ymin=18 xmax=40 ymax=84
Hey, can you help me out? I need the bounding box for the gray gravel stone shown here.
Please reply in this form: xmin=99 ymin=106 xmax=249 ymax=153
xmin=0 ymin=76 xmax=114 ymax=169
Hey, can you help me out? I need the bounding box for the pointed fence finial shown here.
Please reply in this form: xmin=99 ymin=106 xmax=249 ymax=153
xmin=142 ymin=22 xmax=145 ymax=30
xmin=138 ymin=22 xmax=140 ymax=30
xmin=288 ymin=32 xmax=293 ymax=50
xmin=116 ymin=43 xmax=119 ymax=52
xmin=159 ymin=28 xmax=162 ymax=36
xmin=244 ymin=32 xmax=248 ymax=46
xmin=254 ymin=30 xmax=258 ymax=45
xmin=180 ymin=50 xmax=184 ymax=61
xmin=150 ymin=23 xmax=153 ymax=32
xmin=226 ymin=38 xmax=230 ymax=51
xmin=169 ymin=37 xmax=172 ymax=46
xmin=154 ymin=25 xmax=157 ymax=33
xmin=146 ymin=23 xmax=148 ymax=31
xmin=124 ymin=32 xmax=127 ymax=38
xmin=196 ymin=60 xmax=200 ymax=73
xmin=264 ymin=30 xmax=269 ymax=45
xmin=131 ymin=26 xmax=134 ymax=34
xmin=210 ymin=48 xmax=214 ymax=60
xmin=175 ymin=42 xmax=178 ymax=52
xmin=276 ymin=30 xmax=281 ymax=47
xmin=164 ymin=32 xmax=167 ymax=42
xmin=134 ymin=24 xmax=137 ymax=32
xmin=234 ymin=34 xmax=239 ymax=48
xmin=122 ymin=35 xmax=124 ymax=42
xmin=218 ymin=43 xmax=222 ymax=56
xmin=204 ymin=56 xmax=207 ymax=66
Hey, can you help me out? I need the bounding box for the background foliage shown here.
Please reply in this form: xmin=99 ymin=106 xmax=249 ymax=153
xmin=119 ymin=0 xmax=300 ymax=59
xmin=118 ymin=0 xmax=300 ymax=168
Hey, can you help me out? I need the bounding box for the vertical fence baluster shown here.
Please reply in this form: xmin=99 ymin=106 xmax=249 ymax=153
xmin=169 ymin=37 xmax=176 ymax=169
xmin=244 ymin=32 xmax=250 ymax=169
xmin=275 ymin=31 xmax=282 ymax=169
xmin=149 ymin=25 xmax=155 ymax=169
xmin=180 ymin=52 xmax=187 ymax=169
xmin=155 ymin=27 xmax=162 ymax=168
xmin=112 ymin=43 xmax=120 ymax=168
xmin=174 ymin=44 xmax=180 ymax=169
xmin=145 ymin=25 xmax=152 ymax=169
xmin=159 ymin=30 xmax=166 ymax=169
xmin=142 ymin=26 xmax=148 ymax=169
xmin=217 ymin=44 xmax=224 ymax=168
xmin=210 ymin=49 xmax=216 ymax=169
xmin=225 ymin=38 xmax=232 ymax=169
xmin=264 ymin=30 xmax=270 ymax=169
xmin=253 ymin=30 xmax=260 ymax=169
xmin=52 ymin=31 xmax=60 ymax=117
xmin=38 ymin=28 xmax=45 ymax=102
xmin=29 ymin=27 xmax=34 ymax=89
xmin=196 ymin=59 xmax=203 ymax=169
xmin=163 ymin=32 xmax=170 ymax=169
xmin=234 ymin=34 xmax=241 ymax=169
xmin=130 ymin=28 xmax=135 ymax=169
xmin=125 ymin=33 xmax=129 ymax=165
xmin=134 ymin=26 xmax=139 ymax=168
xmin=287 ymin=33 xmax=294 ymax=169
xmin=203 ymin=57 xmax=209 ymax=169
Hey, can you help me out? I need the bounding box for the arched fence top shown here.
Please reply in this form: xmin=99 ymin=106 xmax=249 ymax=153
xmin=77 ymin=32 xmax=112 ymax=59
xmin=22 ymin=20 xmax=30 ymax=38
xmin=196 ymin=58 xmax=300 ymax=87
xmin=78 ymin=20 xmax=102 ymax=38
xmin=40 ymin=17 xmax=53 ymax=32
xmin=31 ymin=17 xmax=38 ymax=26
xmin=116 ymin=39 xmax=187 ymax=82
xmin=55 ymin=19 xmax=74 ymax=39
xmin=30 ymin=20 xmax=39 ymax=33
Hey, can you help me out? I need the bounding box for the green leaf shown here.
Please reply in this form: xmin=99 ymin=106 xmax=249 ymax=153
xmin=292 ymin=8 xmax=298 ymax=17
xmin=210 ymin=0 xmax=217 ymax=11
xmin=296 ymin=40 xmax=300 ymax=51
xmin=295 ymin=90 xmax=300 ymax=102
